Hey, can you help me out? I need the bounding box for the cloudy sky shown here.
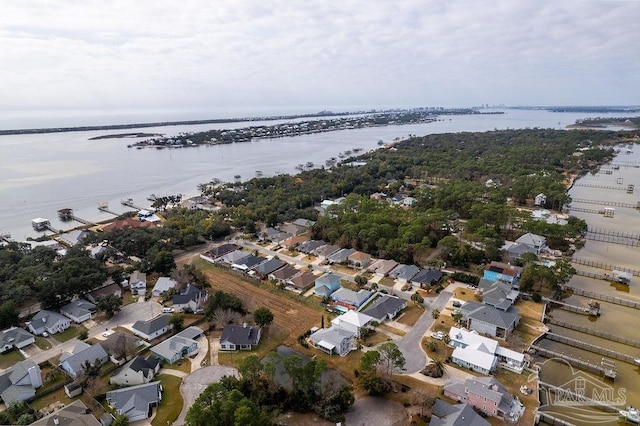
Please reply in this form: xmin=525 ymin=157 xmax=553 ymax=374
xmin=1 ymin=0 xmax=639 ymax=117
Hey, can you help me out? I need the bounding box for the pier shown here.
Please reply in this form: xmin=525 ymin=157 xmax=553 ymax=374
xmin=538 ymin=381 xmax=619 ymax=413
xmin=0 ymin=232 xmax=12 ymax=243
xmin=544 ymin=298 xmax=598 ymax=316
xmin=120 ymin=198 xmax=143 ymax=210
xmin=570 ymin=198 xmax=640 ymax=209
xmin=544 ymin=332 xmax=637 ymax=365
xmin=97 ymin=202 xmax=119 ymax=216
xmin=565 ymin=287 xmax=640 ymax=310
xmin=573 ymin=183 xmax=627 ymax=191
xmin=571 ymin=257 xmax=640 ymax=277
xmin=530 ymin=345 xmax=616 ymax=379
xmin=69 ymin=214 xmax=97 ymax=227
xmin=547 ymin=318 xmax=640 ymax=349
xmin=534 ymin=411 xmax=576 ymax=426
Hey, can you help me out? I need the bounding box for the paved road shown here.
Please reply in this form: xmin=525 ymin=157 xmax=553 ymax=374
xmin=20 ymin=300 xmax=161 ymax=368
xmin=396 ymin=290 xmax=453 ymax=374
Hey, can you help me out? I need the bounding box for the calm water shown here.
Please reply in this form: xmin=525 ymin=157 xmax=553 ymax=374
xmin=0 ymin=109 xmax=638 ymax=242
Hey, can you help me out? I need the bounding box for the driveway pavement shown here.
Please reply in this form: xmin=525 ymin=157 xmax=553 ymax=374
xmin=396 ymin=290 xmax=453 ymax=374
xmin=174 ymin=365 xmax=239 ymax=426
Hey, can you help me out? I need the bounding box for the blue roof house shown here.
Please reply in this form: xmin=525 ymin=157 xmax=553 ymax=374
xmin=314 ymin=273 xmax=342 ymax=297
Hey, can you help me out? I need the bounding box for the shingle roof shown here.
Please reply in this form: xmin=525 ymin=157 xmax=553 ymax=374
xmin=362 ymin=295 xmax=406 ymax=321
xmin=411 ymin=269 xmax=444 ymax=285
xmin=0 ymin=327 xmax=34 ymax=348
xmin=297 ymin=240 xmax=326 ymax=254
xmin=132 ymin=314 xmax=170 ymax=336
xmin=31 ymin=400 xmax=102 ymax=426
xmin=221 ymin=325 xmax=261 ymax=346
xmin=271 ymin=265 xmax=300 ymax=280
xmin=61 ymin=299 xmax=96 ymax=319
xmin=467 ymin=305 xmax=519 ymax=329
xmin=253 ymin=258 xmax=285 ymax=275
xmin=430 ymin=399 xmax=490 ymax=426
xmin=106 ymin=381 xmax=162 ymax=420
xmin=29 ymin=310 xmax=68 ymax=333
xmin=60 ymin=343 xmax=108 ymax=376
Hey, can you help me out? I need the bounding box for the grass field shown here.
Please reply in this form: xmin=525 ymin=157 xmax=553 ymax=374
xmin=151 ymin=374 xmax=183 ymax=426
xmin=0 ymin=349 xmax=24 ymax=369
xmin=396 ymin=304 xmax=425 ymax=327
xmin=54 ymin=325 xmax=86 ymax=343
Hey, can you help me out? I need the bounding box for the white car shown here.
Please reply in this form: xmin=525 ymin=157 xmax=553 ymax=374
xmin=430 ymin=331 xmax=445 ymax=340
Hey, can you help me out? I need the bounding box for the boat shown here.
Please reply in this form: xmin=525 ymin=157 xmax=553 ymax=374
xmin=620 ymin=406 xmax=640 ymax=423
xmin=147 ymin=194 xmax=158 ymax=202
xmin=31 ymin=218 xmax=50 ymax=231
xmin=57 ymin=208 xmax=73 ymax=221
xmin=634 ymin=358 xmax=640 ymax=364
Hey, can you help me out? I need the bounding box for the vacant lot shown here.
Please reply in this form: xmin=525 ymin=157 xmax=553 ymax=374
xmin=195 ymin=259 xmax=322 ymax=344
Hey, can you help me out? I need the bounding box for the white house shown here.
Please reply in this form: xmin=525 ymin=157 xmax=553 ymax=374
xmin=449 ymin=327 xmax=525 ymax=374
xmin=330 ymin=310 xmax=374 ymax=338
xmin=131 ymin=314 xmax=172 ymax=341
xmin=152 ymin=277 xmax=177 ymax=297
xmin=60 ymin=299 xmax=96 ymax=323
xmin=60 ymin=342 xmax=109 ymax=378
xmin=28 ymin=310 xmax=70 ymax=336
xmin=129 ymin=271 xmax=147 ymax=296
xmin=310 ymin=326 xmax=355 ymax=356
xmin=534 ymin=193 xmax=547 ymax=206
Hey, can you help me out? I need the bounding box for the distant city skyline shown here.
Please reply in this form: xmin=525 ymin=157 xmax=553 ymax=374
xmin=2 ymin=0 xmax=639 ymax=114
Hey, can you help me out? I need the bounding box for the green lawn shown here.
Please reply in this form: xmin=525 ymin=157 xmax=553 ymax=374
xmin=164 ymin=358 xmax=191 ymax=375
xmin=34 ymin=336 xmax=52 ymax=350
xmin=0 ymin=349 xmax=24 ymax=369
xmin=218 ymin=327 xmax=287 ymax=369
xmin=54 ymin=325 xmax=86 ymax=343
xmin=152 ymin=374 xmax=184 ymax=426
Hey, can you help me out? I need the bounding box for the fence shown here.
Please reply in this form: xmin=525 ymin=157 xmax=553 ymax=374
xmin=547 ymin=318 xmax=640 ymax=349
xmin=544 ymin=332 xmax=636 ymax=364
xmin=571 ymin=257 xmax=640 ymax=276
xmin=568 ymin=287 xmax=640 ymax=310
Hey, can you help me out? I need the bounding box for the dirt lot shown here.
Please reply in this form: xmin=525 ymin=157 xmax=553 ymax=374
xmin=196 ymin=260 xmax=322 ymax=343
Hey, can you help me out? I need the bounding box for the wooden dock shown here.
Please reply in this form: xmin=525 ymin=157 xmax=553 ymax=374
xmin=544 ymin=298 xmax=594 ymax=316
xmin=567 ymin=287 xmax=640 ymax=310
xmin=571 ymin=198 xmax=640 ymax=209
xmin=121 ymin=198 xmax=143 ymax=210
xmin=538 ymin=381 xmax=619 ymax=412
xmin=573 ymin=183 xmax=627 ymax=191
xmin=544 ymin=332 xmax=637 ymax=365
xmin=70 ymin=215 xmax=97 ymax=227
xmin=548 ymin=318 xmax=640 ymax=349
xmin=531 ymin=345 xmax=616 ymax=379
xmin=571 ymin=257 xmax=640 ymax=277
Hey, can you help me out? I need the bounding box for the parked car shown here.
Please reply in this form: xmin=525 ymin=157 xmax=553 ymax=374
xmin=452 ymin=300 xmax=462 ymax=308
xmin=430 ymin=331 xmax=445 ymax=340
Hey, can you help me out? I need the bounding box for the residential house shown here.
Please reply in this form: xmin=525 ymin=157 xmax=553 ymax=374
xmin=87 ymin=282 xmax=122 ymax=303
xmin=362 ymin=295 xmax=407 ymax=322
xmin=259 ymin=227 xmax=291 ymax=243
xmin=102 ymin=218 xmax=155 ymax=233
xmin=101 ymin=331 xmax=140 ymax=364
xmin=269 ymin=265 xmax=300 ymax=285
xmin=60 ymin=299 xmax=97 ymax=323
xmin=444 ymin=377 xmax=525 ymax=422
xmin=309 ymin=326 xmax=355 ymax=356
xmin=281 ymin=234 xmax=309 ymax=250
xmin=59 ymin=229 xmax=90 ymax=247
xmin=429 ymin=399 xmax=490 ymax=426
xmin=287 ymin=271 xmax=317 ymax=293
xmin=330 ymin=287 xmax=373 ymax=311
xmin=28 ymin=310 xmax=70 ymax=336
xmin=0 ymin=327 xmax=35 ymax=353
xmin=172 ymin=284 xmax=208 ymax=313
xmin=503 ymin=241 xmax=538 ymax=262
xmin=151 ymin=277 xmax=178 ymax=297
xmin=477 ymin=279 xmax=519 ymax=311
xmin=220 ymin=324 xmax=261 ymax=351
xmin=515 ymin=232 xmax=547 ymax=255
xmin=534 ymin=193 xmax=547 ymax=206
xmin=252 ymin=258 xmax=285 ymax=279
xmin=110 ymin=355 xmax=161 ymax=386
xmin=60 ymin=342 xmax=109 ymax=378
xmin=411 ymin=269 xmax=444 ymax=288
xmin=151 ymin=326 xmax=203 ymax=364
xmin=200 ymin=243 xmax=241 ymax=263
xmin=449 ymin=327 xmax=526 ymax=374
xmin=314 ymin=244 xmax=341 ymax=260
xmin=297 ymin=239 xmax=326 ymax=254
xmin=131 ymin=314 xmax=172 ymax=341
xmin=485 ymin=177 xmax=502 ymax=188
xmin=389 ymin=264 xmax=420 ymax=283
xmin=0 ymin=360 xmax=43 ymax=405
xmin=348 ymin=251 xmax=372 ymax=270
xmin=292 ymin=218 xmax=315 ymax=228
xmin=367 ymin=259 xmax=399 ymax=277
xmin=232 ymin=254 xmax=267 ymax=271
xmin=330 ymin=310 xmax=374 ymax=338
xmin=464 ymin=304 xmax=519 ymax=340
xmin=314 ymin=272 xmax=342 ymax=297
xmin=483 ymin=262 xmax=523 ymax=285
xmin=327 ymin=248 xmax=356 ymax=265
xmin=278 ymin=222 xmax=307 ymax=237
xmin=106 ymin=381 xmax=162 ymax=422
xmin=129 ymin=270 xmax=147 ymax=295
xmin=31 ymin=400 xmax=102 ymax=426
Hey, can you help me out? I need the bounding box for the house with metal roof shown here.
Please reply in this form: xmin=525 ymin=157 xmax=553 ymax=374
xmin=151 ymin=277 xmax=177 ymax=297
xmin=314 ymin=272 xmax=342 ymax=297
xmin=60 ymin=342 xmax=109 ymax=378
xmin=330 ymin=287 xmax=373 ymax=311
xmin=0 ymin=360 xmax=43 ymax=405
xmin=362 ymin=294 xmax=407 ymax=322
xmin=330 ymin=310 xmax=374 ymax=338
xmin=131 ymin=314 xmax=172 ymax=341
xmin=220 ymin=324 xmax=261 ymax=351
xmin=110 ymin=355 xmax=161 ymax=386
xmin=60 ymin=299 xmax=96 ymax=323
xmin=31 ymin=400 xmax=102 ymax=426
xmin=0 ymin=327 xmax=35 ymax=353
xmin=27 ymin=310 xmax=70 ymax=336
xmin=430 ymin=399 xmax=490 ymax=426
xmin=150 ymin=327 xmax=203 ymax=364
xmin=106 ymin=381 xmax=162 ymax=422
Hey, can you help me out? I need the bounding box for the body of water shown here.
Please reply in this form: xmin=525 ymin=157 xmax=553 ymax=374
xmin=2 ymin=108 xmax=637 ymax=241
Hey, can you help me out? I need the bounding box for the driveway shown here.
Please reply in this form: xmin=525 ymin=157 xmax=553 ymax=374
xmin=174 ymin=365 xmax=239 ymax=426
xmin=345 ymin=396 xmax=409 ymax=426
xmin=396 ymin=290 xmax=453 ymax=374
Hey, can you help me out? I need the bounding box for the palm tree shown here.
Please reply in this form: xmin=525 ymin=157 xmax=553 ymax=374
xmin=422 ymin=358 xmax=447 ymax=378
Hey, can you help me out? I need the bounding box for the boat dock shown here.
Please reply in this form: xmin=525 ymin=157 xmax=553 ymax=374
xmin=120 ymin=198 xmax=143 ymax=210
xmin=544 ymin=298 xmax=600 ymax=316
xmin=538 ymin=381 xmax=619 ymax=413
xmin=571 ymin=257 xmax=640 ymax=277
xmin=544 ymin=332 xmax=637 ymax=365
xmin=570 ymin=198 xmax=640 ymax=209
xmin=573 ymin=182 xmax=628 ymax=191
xmin=566 ymin=287 xmax=640 ymax=310
xmin=548 ymin=318 xmax=640 ymax=349
xmin=97 ymin=202 xmax=119 ymax=216
xmin=530 ymin=345 xmax=617 ymax=379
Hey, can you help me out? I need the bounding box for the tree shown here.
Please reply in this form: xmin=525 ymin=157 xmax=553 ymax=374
xmin=0 ymin=301 xmax=19 ymax=329
xmin=112 ymin=414 xmax=130 ymax=426
xmin=431 ymin=308 xmax=440 ymax=319
xmin=253 ymin=307 xmax=274 ymax=328
xmin=96 ymin=295 xmax=122 ymax=318
xmin=452 ymin=311 xmax=463 ymax=324
xmin=170 ymin=315 xmax=185 ymax=332
xmin=209 ymin=308 xmax=241 ymax=329
xmin=153 ymin=250 xmax=176 ymax=275
xmin=421 ymin=358 xmax=446 ymax=378
xmin=378 ymin=342 xmax=406 ymax=378
xmin=354 ymin=275 xmax=368 ymax=289
xmin=410 ymin=292 xmax=424 ymax=305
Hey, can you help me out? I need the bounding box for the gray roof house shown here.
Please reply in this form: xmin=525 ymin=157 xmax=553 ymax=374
xmin=131 ymin=314 xmax=172 ymax=341
xmin=220 ymin=324 xmax=261 ymax=351
xmin=87 ymin=282 xmax=122 ymax=303
xmin=389 ymin=264 xmax=420 ymax=283
xmin=362 ymin=295 xmax=407 ymax=322
xmin=106 ymin=381 xmax=162 ymax=422
xmin=515 ymin=232 xmax=547 ymax=254
xmin=444 ymin=376 xmax=524 ymax=422
xmin=411 ymin=269 xmax=444 ymax=288
xmin=478 ymin=279 xmax=519 ymax=311
xmin=330 ymin=287 xmax=373 ymax=309
xmin=151 ymin=277 xmax=177 ymax=297
xmin=60 ymin=342 xmax=109 ymax=378
xmin=28 ymin=310 xmax=70 ymax=336
xmin=297 ymin=239 xmax=326 ymax=254
xmin=110 ymin=355 xmax=161 ymax=386
xmin=0 ymin=360 xmax=43 ymax=405
xmin=367 ymin=259 xmax=399 ymax=277
xmin=269 ymin=265 xmax=300 ymax=284
xmin=201 ymin=243 xmax=241 ymax=262
xmin=0 ymin=327 xmax=35 ymax=353
xmin=252 ymin=258 xmax=285 ymax=278
xmin=31 ymin=400 xmax=101 ymax=426
xmin=327 ymin=248 xmax=356 ymax=264
xmin=172 ymin=284 xmax=208 ymax=313
xmin=232 ymin=254 xmax=267 ymax=271
xmin=464 ymin=303 xmax=520 ymax=340
xmin=314 ymin=244 xmax=341 ymax=259
xmin=292 ymin=218 xmax=315 ymax=228
xmin=60 ymin=299 xmax=97 ymax=323
xmin=151 ymin=326 xmax=203 ymax=364
xmin=430 ymin=399 xmax=490 ymax=426
xmin=129 ymin=270 xmax=147 ymax=295
xmin=310 ymin=326 xmax=355 ymax=356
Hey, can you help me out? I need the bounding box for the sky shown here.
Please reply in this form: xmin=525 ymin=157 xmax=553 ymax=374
xmin=1 ymin=0 xmax=639 ymax=118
